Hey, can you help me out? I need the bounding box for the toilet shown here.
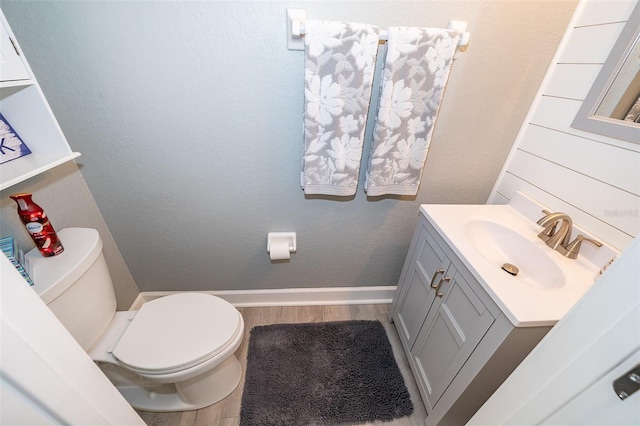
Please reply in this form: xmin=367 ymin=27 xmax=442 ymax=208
xmin=26 ymin=227 xmax=244 ymax=412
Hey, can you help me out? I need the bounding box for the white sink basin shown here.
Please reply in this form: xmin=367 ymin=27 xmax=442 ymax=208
xmin=419 ymin=194 xmax=614 ymax=326
xmin=464 ymin=220 xmax=565 ymax=289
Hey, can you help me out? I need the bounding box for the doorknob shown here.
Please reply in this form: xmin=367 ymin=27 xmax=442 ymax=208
xmin=613 ymin=364 xmax=640 ymax=400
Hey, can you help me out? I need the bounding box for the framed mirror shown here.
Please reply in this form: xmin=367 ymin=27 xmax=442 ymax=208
xmin=572 ymin=1 xmax=640 ymax=144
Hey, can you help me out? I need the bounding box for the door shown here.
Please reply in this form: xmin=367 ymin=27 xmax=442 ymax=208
xmin=0 ymin=17 xmax=30 ymax=82
xmin=544 ymin=345 xmax=640 ymax=425
xmin=468 ymin=238 xmax=640 ymax=425
xmin=0 ymin=255 xmax=145 ymax=425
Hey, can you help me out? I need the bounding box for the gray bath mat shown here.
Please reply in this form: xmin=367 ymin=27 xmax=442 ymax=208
xmin=240 ymin=320 xmax=413 ymax=425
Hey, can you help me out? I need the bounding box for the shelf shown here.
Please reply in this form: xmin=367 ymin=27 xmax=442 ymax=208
xmin=0 ymin=152 xmax=81 ymax=191
xmin=0 ymin=79 xmax=33 ymax=89
xmin=0 ymin=12 xmax=80 ymax=192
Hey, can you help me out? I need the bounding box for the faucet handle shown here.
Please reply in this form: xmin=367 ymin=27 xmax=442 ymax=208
xmin=560 ymin=234 xmax=603 ymax=259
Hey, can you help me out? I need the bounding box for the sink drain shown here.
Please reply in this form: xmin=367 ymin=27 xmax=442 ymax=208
xmin=501 ymin=263 xmax=519 ymax=276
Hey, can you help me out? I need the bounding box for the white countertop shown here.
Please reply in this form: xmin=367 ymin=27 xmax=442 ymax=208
xmin=420 ymin=195 xmax=617 ymax=327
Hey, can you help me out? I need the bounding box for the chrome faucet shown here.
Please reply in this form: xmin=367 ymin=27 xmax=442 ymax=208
xmin=536 ymin=210 xmax=602 ymax=259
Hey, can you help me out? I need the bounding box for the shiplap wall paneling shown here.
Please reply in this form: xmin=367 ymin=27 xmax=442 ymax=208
xmin=509 ymin=151 xmax=638 ymax=236
xmin=559 ymin=23 xmax=626 ymax=64
xmin=497 ymin=173 xmax=633 ymax=252
xmin=574 ymin=0 xmax=638 ymax=27
xmin=490 ymin=0 xmax=640 ymax=255
xmin=518 ymin=125 xmax=639 ymax=196
xmin=544 ymin=64 xmax=602 ymax=100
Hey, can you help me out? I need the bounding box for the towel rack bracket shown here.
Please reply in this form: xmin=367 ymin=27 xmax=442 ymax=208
xmin=447 ymin=20 xmax=471 ymax=52
xmin=287 ymin=9 xmax=306 ymax=51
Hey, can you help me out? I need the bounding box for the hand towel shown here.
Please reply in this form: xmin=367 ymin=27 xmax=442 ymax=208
xmin=365 ymin=27 xmax=459 ymax=196
xmin=302 ymin=21 xmax=380 ymax=196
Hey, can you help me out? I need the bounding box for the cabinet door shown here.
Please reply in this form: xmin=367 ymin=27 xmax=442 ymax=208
xmin=411 ymin=269 xmax=495 ymax=410
xmin=394 ymin=225 xmax=450 ymax=350
xmin=1 ymin=20 xmax=29 ymax=82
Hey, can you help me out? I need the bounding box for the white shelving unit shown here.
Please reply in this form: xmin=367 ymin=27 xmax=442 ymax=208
xmin=0 ymin=10 xmax=80 ymax=191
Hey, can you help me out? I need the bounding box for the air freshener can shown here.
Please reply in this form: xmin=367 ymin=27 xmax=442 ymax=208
xmin=9 ymin=193 xmax=64 ymax=257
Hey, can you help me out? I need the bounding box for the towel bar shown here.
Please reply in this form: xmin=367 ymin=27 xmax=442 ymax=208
xmin=287 ymin=9 xmax=471 ymax=52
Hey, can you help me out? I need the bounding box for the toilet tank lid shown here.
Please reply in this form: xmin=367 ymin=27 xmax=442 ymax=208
xmin=26 ymin=228 xmax=103 ymax=304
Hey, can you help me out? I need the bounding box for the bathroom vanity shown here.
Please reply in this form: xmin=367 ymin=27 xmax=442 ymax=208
xmin=391 ymin=195 xmax=609 ymax=426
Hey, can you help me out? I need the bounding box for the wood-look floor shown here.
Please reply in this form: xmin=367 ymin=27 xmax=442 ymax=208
xmin=138 ymin=304 xmax=427 ymax=426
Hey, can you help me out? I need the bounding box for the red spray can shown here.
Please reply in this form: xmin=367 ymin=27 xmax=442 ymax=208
xmin=10 ymin=193 xmax=64 ymax=257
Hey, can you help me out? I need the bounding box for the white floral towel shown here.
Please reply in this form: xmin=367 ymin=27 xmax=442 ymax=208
xmin=365 ymin=27 xmax=459 ymax=196
xmin=302 ymin=21 xmax=380 ymax=196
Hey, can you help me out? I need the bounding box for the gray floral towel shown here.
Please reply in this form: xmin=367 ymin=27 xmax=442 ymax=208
xmin=302 ymin=21 xmax=380 ymax=196
xmin=365 ymin=27 xmax=459 ymax=196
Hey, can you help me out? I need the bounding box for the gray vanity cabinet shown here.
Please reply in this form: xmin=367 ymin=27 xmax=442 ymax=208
xmin=391 ymin=213 xmax=551 ymax=426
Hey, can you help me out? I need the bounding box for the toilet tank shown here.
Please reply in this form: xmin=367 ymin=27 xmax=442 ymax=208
xmin=26 ymin=228 xmax=117 ymax=351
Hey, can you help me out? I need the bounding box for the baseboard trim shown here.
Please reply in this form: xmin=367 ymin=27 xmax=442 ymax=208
xmin=129 ymin=286 xmax=396 ymax=310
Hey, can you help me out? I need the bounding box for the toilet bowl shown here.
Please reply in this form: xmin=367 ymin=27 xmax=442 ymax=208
xmin=26 ymin=228 xmax=244 ymax=412
xmin=88 ymin=292 xmax=244 ymax=412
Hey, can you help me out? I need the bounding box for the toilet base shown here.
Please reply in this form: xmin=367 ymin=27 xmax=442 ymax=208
xmin=116 ymin=355 xmax=242 ymax=412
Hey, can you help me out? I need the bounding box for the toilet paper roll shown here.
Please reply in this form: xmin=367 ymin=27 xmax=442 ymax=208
xmin=269 ymin=242 xmax=291 ymax=260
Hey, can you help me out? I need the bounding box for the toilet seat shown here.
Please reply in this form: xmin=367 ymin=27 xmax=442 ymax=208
xmin=112 ymin=293 xmax=241 ymax=375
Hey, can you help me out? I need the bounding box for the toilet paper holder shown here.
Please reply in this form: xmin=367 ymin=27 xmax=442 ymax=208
xmin=267 ymin=232 xmax=297 ymax=256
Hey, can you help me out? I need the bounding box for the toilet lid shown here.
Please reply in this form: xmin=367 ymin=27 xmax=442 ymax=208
xmin=112 ymin=293 xmax=240 ymax=374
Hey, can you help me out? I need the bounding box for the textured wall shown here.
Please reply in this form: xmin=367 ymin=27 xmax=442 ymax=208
xmin=2 ymin=1 xmax=576 ymax=293
xmin=0 ymin=163 xmax=139 ymax=309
